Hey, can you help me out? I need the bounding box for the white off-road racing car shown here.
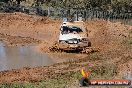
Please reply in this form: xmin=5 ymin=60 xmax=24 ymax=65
xmin=57 ymin=21 xmax=91 ymax=50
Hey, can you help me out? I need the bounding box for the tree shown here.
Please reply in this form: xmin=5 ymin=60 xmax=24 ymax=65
xmin=0 ymin=0 xmax=10 ymax=3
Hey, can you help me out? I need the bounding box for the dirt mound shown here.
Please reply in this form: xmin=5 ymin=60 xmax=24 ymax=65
xmin=0 ymin=33 xmax=40 ymax=46
xmin=0 ymin=12 xmax=61 ymax=46
xmin=86 ymin=20 xmax=131 ymax=50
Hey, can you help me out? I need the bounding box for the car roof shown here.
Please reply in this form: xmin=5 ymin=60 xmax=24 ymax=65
xmin=62 ymin=21 xmax=86 ymax=32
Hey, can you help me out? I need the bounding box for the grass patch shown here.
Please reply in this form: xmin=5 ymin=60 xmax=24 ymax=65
xmin=39 ymin=71 xmax=82 ymax=88
xmin=128 ymin=39 xmax=132 ymax=44
xmin=122 ymin=30 xmax=132 ymax=45
xmin=85 ymin=62 xmax=118 ymax=79
xmin=38 ymin=79 xmax=70 ymax=88
xmin=129 ymin=30 xmax=132 ymax=34
xmin=0 ymin=79 xmax=71 ymax=88
xmin=0 ymin=71 xmax=82 ymax=88
xmin=122 ymin=38 xmax=132 ymax=45
xmin=0 ymin=83 xmax=37 ymax=88
xmin=88 ymin=52 xmax=109 ymax=61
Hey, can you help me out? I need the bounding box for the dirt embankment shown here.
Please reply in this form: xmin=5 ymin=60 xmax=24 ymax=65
xmin=86 ymin=19 xmax=132 ymax=78
xmin=0 ymin=12 xmax=61 ymax=46
xmin=0 ymin=12 xmax=132 ymax=84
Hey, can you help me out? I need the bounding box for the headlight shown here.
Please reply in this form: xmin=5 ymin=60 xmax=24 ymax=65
xmin=73 ymin=41 xmax=78 ymax=44
xmin=68 ymin=40 xmax=74 ymax=43
xmin=68 ymin=40 xmax=78 ymax=44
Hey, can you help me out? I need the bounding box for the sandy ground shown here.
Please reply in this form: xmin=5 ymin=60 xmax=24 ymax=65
xmin=0 ymin=12 xmax=132 ymax=85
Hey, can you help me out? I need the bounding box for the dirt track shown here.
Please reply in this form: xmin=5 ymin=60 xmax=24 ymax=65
xmin=0 ymin=12 xmax=132 ymax=84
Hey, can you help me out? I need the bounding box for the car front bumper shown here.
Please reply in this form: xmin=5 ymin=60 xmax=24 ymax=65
xmin=59 ymin=42 xmax=89 ymax=50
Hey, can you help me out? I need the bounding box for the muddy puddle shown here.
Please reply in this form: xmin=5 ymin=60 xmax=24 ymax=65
xmin=0 ymin=41 xmax=54 ymax=71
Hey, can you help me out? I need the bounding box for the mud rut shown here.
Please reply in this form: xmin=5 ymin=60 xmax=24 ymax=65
xmin=49 ymin=42 xmax=99 ymax=54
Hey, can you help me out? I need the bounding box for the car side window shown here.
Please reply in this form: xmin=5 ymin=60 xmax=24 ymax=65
xmin=61 ymin=26 xmax=83 ymax=34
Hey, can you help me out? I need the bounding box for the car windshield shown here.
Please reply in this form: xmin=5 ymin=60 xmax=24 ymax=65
xmin=61 ymin=26 xmax=83 ymax=34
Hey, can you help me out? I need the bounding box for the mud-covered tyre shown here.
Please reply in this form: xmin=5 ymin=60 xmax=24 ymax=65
xmin=87 ymin=39 xmax=91 ymax=47
xmin=88 ymin=41 xmax=91 ymax=47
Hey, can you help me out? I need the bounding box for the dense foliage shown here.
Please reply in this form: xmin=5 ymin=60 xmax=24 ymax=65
xmin=35 ymin=0 xmax=132 ymax=12
xmin=0 ymin=0 xmax=131 ymax=12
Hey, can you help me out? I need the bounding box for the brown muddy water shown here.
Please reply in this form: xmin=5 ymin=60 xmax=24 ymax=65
xmin=0 ymin=41 xmax=54 ymax=71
